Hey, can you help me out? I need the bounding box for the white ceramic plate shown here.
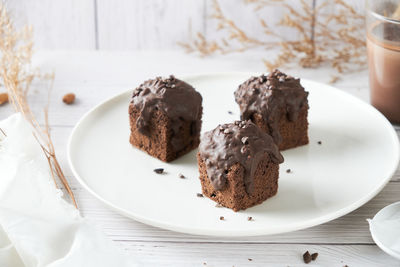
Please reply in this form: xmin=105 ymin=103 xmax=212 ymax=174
xmin=369 ymin=201 xmax=400 ymax=260
xmin=68 ymin=72 xmax=399 ymax=237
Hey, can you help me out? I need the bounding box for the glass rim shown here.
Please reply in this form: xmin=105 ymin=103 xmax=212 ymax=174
xmin=368 ymin=8 xmax=400 ymax=25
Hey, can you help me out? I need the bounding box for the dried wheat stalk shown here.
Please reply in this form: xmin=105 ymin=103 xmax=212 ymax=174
xmin=0 ymin=2 xmax=77 ymax=208
xmin=0 ymin=127 xmax=6 ymax=137
xmin=180 ymin=0 xmax=366 ymax=75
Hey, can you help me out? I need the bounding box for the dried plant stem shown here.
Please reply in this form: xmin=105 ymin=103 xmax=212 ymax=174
xmin=0 ymin=2 xmax=77 ymax=208
xmin=329 ymin=75 xmax=340 ymax=84
xmin=180 ymin=0 xmax=366 ymax=77
xmin=0 ymin=127 xmax=6 ymax=136
xmin=310 ymin=0 xmax=317 ymax=54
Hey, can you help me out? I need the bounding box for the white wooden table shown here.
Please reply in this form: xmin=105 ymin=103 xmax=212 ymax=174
xmin=1 ymin=50 xmax=400 ymax=266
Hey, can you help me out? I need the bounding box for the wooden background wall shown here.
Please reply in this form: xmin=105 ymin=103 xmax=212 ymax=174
xmin=5 ymin=0 xmax=364 ymax=50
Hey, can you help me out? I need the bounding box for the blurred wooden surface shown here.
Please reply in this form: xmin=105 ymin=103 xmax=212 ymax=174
xmin=0 ymin=50 xmax=399 ymax=266
xmin=5 ymin=0 xmax=364 ymax=50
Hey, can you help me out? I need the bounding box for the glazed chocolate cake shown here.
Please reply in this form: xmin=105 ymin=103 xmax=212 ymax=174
xmin=197 ymin=120 xmax=284 ymax=212
xmin=234 ymin=69 xmax=309 ymax=150
xmin=129 ymin=75 xmax=203 ymax=162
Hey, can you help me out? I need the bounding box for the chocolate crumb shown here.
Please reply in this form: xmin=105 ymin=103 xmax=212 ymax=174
xmin=63 ymin=93 xmax=75 ymax=104
xmin=219 ymin=216 xmax=225 ymax=220
xmin=178 ymin=173 xmax=185 ymax=179
xmin=311 ymin=252 xmax=318 ymax=261
xmin=303 ymin=251 xmax=312 ymax=264
xmin=247 ymin=216 xmax=253 ymax=221
xmin=197 ymin=193 xmax=204 ymax=198
xmin=248 ymin=258 xmax=252 ymax=261
xmin=286 ymin=169 xmax=291 ymax=173
xmin=153 ymin=168 xmax=164 ymax=174
xmin=0 ymin=93 xmax=8 ymax=105
xmin=317 ymin=141 xmax=322 ymax=145
xmin=228 ymin=111 xmax=233 ymax=115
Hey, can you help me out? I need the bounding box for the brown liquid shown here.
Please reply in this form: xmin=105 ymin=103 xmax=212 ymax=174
xmin=367 ymin=22 xmax=400 ymax=123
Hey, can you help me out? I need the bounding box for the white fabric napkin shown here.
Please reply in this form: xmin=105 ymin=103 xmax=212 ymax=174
xmin=0 ymin=113 xmax=138 ymax=267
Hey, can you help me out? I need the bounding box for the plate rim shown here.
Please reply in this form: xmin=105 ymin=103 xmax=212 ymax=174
xmin=67 ymin=72 xmax=400 ymax=237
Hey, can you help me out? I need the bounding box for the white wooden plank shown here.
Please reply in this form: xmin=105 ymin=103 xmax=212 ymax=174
xmin=96 ymin=0 xmax=206 ymax=50
xmin=4 ymin=0 xmax=96 ymax=49
xmin=4 ymin=0 xmax=365 ymax=50
xmin=28 ymin=50 xmax=367 ymax=90
xmin=111 ymin=242 xmax=400 ymax=266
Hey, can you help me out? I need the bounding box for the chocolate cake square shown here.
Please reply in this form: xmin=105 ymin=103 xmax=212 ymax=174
xmin=129 ymin=75 xmax=203 ymax=162
xmin=234 ymin=69 xmax=309 ymax=150
xmin=197 ymin=121 xmax=283 ymax=212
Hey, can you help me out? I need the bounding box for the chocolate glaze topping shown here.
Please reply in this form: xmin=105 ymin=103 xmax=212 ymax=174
xmin=130 ymin=75 xmax=202 ymax=150
xmin=234 ymin=69 xmax=308 ymax=145
xmin=199 ymin=120 xmax=283 ymax=194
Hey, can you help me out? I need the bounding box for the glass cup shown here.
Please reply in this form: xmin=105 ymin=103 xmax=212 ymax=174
xmin=366 ymin=0 xmax=400 ymax=123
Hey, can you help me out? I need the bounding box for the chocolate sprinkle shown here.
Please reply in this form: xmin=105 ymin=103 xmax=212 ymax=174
xmin=248 ymin=258 xmax=253 ymax=261
xmin=130 ymin=75 xmax=202 ymax=151
xmin=317 ymin=141 xmax=322 ymax=145
xmin=286 ymin=169 xmax=291 ymax=173
xmin=199 ymin=120 xmax=283 ymax=194
xmin=197 ymin=193 xmax=204 ymax=198
xmin=311 ymin=252 xmax=318 ymax=261
xmin=153 ymin=168 xmax=164 ymax=174
xmin=303 ymin=251 xmax=312 ymax=264
xmin=234 ymin=70 xmax=308 ymax=146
